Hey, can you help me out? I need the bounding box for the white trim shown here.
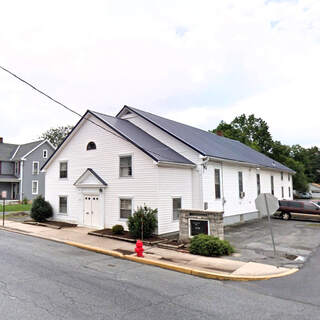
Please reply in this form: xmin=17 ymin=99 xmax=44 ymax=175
xmin=119 ymin=197 xmax=133 ymax=220
xmin=21 ymin=140 xmax=55 ymax=160
xmin=19 ymin=161 xmax=24 ymax=201
xmin=43 ymin=149 xmax=48 ymax=159
xmin=58 ymin=195 xmax=68 ymax=215
xmin=156 ymin=161 xmax=196 ymax=168
xmin=119 ymin=154 xmax=133 ymax=178
xmin=32 ymin=161 xmax=40 ymax=175
xmin=10 ymin=145 xmax=21 ymax=160
xmin=32 ymin=180 xmax=39 ymax=195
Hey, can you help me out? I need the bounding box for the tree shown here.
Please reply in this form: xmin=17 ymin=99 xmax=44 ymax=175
xmin=39 ymin=125 xmax=73 ymax=148
xmin=211 ymin=114 xmax=274 ymax=154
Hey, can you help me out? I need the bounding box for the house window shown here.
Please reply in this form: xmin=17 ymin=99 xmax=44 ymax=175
xmin=289 ymin=187 xmax=291 ymax=198
xmin=43 ymin=149 xmax=48 ymax=158
xmin=214 ymin=169 xmax=221 ymax=199
xmin=59 ymin=196 xmax=68 ymax=214
xmin=86 ymin=142 xmax=96 ymax=150
xmin=173 ymin=197 xmax=182 ymax=220
xmin=257 ymin=173 xmax=261 ymax=196
xmin=59 ymin=162 xmax=68 ymax=178
xmin=238 ymin=171 xmax=244 ymax=198
xmin=281 ymin=172 xmax=283 ymax=181
xmin=15 ymin=162 xmax=19 ymax=176
xmin=288 ymin=174 xmax=291 ymax=181
xmin=271 ymin=176 xmax=274 ymax=195
xmin=281 ymin=186 xmax=284 ymax=198
xmin=120 ymin=199 xmax=132 ymax=219
xmin=32 ymin=180 xmax=38 ymax=195
xmin=119 ymin=156 xmax=132 ymax=177
xmin=32 ymin=161 xmax=39 ymax=175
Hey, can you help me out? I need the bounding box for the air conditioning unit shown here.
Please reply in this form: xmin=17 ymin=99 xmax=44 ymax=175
xmin=240 ymin=191 xmax=245 ymax=199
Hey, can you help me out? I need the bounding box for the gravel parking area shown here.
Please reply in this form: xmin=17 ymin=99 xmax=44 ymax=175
xmin=224 ymin=215 xmax=320 ymax=268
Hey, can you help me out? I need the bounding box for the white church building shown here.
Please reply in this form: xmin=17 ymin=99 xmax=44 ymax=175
xmin=42 ymin=106 xmax=294 ymax=235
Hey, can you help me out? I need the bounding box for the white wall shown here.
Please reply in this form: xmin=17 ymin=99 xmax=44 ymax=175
xmin=44 ymin=114 xmax=194 ymax=234
xmin=122 ymin=113 xmax=203 ymax=208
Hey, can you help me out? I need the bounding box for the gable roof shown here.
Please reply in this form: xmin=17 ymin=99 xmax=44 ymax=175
xmin=117 ymin=106 xmax=295 ymax=174
xmin=74 ymin=168 xmax=108 ymax=186
xmin=0 ymin=140 xmax=48 ymax=161
xmin=42 ymin=110 xmax=195 ymax=170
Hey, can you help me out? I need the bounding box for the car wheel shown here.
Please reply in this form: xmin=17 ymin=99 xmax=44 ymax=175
xmin=282 ymin=212 xmax=291 ymax=220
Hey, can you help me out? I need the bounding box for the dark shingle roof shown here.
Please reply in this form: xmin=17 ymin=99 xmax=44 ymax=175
xmin=0 ymin=143 xmax=19 ymax=161
xmin=118 ymin=106 xmax=294 ymax=173
xmin=0 ymin=140 xmax=44 ymax=161
xmin=90 ymin=111 xmax=195 ymax=165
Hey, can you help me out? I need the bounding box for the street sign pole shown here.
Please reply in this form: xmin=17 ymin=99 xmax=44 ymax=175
xmin=264 ymin=194 xmax=276 ymax=256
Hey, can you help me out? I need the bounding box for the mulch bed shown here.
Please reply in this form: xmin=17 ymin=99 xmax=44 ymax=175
xmin=88 ymin=228 xmax=167 ymax=245
xmin=156 ymin=239 xmax=186 ymax=250
xmin=24 ymin=220 xmax=77 ymax=229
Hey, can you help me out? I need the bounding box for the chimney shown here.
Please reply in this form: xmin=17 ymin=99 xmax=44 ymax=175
xmin=216 ymin=130 xmax=223 ymax=137
xmin=0 ymin=137 xmax=3 ymax=143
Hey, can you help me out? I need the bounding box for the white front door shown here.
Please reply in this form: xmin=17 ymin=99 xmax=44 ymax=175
xmin=83 ymin=195 xmax=100 ymax=227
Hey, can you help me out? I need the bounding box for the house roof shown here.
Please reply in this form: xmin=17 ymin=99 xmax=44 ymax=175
xmin=0 ymin=140 xmax=46 ymax=161
xmin=90 ymin=111 xmax=195 ymax=165
xmin=117 ymin=106 xmax=295 ymax=173
xmin=74 ymin=168 xmax=108 ymax=186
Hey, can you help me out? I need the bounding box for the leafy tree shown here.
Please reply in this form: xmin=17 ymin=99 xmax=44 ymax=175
xmin=39 ymin=125 xmax=73 ymax=148
xmin=211 ymin=114 xmax=273 ymax=154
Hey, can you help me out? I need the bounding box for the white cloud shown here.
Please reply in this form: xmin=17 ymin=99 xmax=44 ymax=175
xmin=0 ymin=0 xmax=319 ymax=146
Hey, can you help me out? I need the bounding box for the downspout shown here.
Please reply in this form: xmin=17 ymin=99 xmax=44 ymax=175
xmin=19 ymin=161 xmax=24 ymax=201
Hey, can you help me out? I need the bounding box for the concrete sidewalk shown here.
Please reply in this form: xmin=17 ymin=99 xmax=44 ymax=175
xmin=0 ymin=220 xmax=298 ymax=281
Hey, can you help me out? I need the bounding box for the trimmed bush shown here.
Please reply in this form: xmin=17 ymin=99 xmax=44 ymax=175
xmin=30 ymin=196 xmax=53 ymax=222
xmin=190 ymin=234 xmax=234 ymax=257
xmin=112 ymin=224 xmax=124 ymax=235
xmin=127 ymin=205 xmax=158 ymax=239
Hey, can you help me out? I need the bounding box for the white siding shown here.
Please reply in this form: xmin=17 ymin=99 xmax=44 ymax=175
xmin=122 ymin=113 xmax=203 ymax=208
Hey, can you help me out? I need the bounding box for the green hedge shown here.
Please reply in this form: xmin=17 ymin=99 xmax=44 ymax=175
xmin=190 ymin=234 xmax=234 ymax=257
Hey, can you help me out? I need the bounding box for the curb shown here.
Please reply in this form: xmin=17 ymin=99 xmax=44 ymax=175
xmin=0 ymin=226 xmax=299 ymax=281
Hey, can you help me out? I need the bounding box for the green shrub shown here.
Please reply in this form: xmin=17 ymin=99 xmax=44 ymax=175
xmin=22 ymin=197 xmax=28 ymax=205
xmin=30 ymin=196 xmax=53 ymax=222
xmin=190 ymin=234 xmax=234 ymax=257
xmin=112 ymin=224 xmax=124 ymax=235
xmin=127 ymin=205 xmax=158 ymax=239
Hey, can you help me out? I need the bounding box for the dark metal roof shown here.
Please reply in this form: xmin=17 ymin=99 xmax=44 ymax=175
xmin=87 ymin=168 xmax=108 ymax=185
xmin=118 ymin=106 xmax=295 ymax=173
xmin=90 ymin=111 xmax=195 ymax=165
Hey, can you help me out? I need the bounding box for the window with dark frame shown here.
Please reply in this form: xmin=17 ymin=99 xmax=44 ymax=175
xmin=86 ymin=142 xmax=96 ymax=150
xmin=120 ymin=199 xmax=132 ymax=219
xmin=288 ymin=173 xmax=291 ymax=181
xmin=120 ymin=156 xmax=132 ymax=177
xmin=172 ymin=197 xmax=182 ymax=220
xmin=257 ymin=173 xmax=261 ymax=196
xmin=60 ymin=162 xmax=68 ymax=178
xmin=289 ymin=187 xmax=291 ymax=198
xmin=59 ymin=196 xmax=68 ymax=214
xmin=281 ymin=186 xmax=284 ymax=198
xmin=238 ymin=171 xmax=243 ymax=197
xmin=214 ymin=169 xmax=221 ymax=199
xmin=271 ymin=176 xmax=274 ymax=195
xmin=281 ymin=172 xmax=283 ymax=181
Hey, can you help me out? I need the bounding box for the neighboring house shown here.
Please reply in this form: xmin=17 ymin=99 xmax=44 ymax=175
xmin=0 ymin=138 xmax=55 ymax=201
xmin=42 ymin=106 xmax=294 ymax=235
xmin=309 ymin=183 xmax=320 ymax=199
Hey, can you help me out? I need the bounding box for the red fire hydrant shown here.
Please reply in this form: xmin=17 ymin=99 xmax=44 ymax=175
xmin=135 ymin=240 xmax=144 ymax=257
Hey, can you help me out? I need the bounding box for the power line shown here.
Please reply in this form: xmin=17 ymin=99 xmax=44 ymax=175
xmin=0 ymin=65 xmax=180 ymax=162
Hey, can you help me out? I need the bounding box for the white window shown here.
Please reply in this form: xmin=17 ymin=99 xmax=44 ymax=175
xmin=32 ymin=180 xmax=38 ymax=195
xmin=281 ymin=186 xmax=284 ymax=198
xmin=288 ymin=174 xmax=291 ymax=182
xmin=43 ymin=149 xmax=48 ymax=158
xmin=214 ymin=169 xmax=221 ymax=199
xmin=59 ymin=196 xmax=68 ymax=214
xmin=257 ymin=173 xmax=261 ymax=196
xmin=238 ymin=171 xmax=244 ymax=198
xmin=172 ymin=198 xmax=182 ymax=220
xmin=281 ymin=172 xmax=283 ymax=181
xmin=120 ymin=198 xmax=132 ymax=219
xmin=59 ymin=161 xmax=68 ymax=179
xmin=32 ymin=161 xmax=39 ymax=175
xmin=119 ymin=156 xmax=132 ymax=177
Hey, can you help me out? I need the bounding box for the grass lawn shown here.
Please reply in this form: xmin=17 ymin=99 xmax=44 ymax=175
xmin=0 ymin=203 xmax=31 ymax=212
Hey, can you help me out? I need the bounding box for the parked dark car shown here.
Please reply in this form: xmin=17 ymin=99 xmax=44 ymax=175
xmin=276 ymin=200 xmax=320 ymax=220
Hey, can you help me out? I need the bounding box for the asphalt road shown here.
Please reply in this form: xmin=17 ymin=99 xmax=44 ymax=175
xmin=0 ymin=231 xmax=319 ymax=320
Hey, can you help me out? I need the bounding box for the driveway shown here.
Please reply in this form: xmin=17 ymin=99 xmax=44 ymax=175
xmin=224 ymin=215 xmax=320 ymax=268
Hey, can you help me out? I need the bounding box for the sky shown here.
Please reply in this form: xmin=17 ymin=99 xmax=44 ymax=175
xmin=0 ymin=0 xmax=319 ymax=147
